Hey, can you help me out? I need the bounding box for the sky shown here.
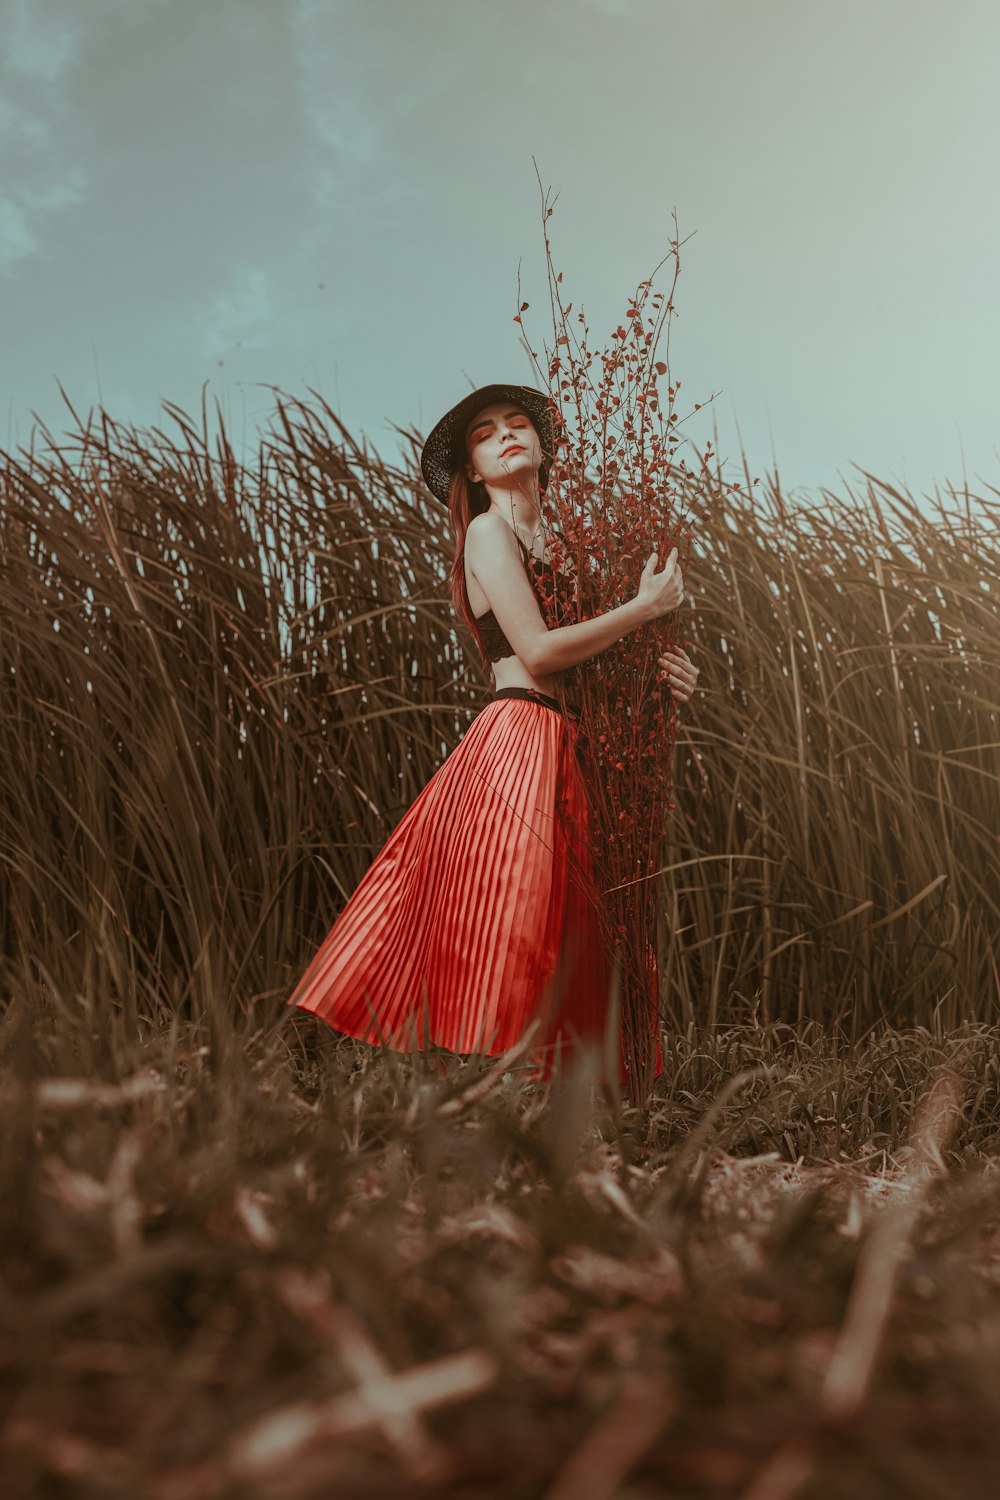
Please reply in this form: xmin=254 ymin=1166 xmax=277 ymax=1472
xmin=2 ymin=0 xmax=998 ymax=513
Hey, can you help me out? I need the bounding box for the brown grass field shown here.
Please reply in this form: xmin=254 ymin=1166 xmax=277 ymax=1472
xmin=1 ymin=387 xmax=999 ymax=1497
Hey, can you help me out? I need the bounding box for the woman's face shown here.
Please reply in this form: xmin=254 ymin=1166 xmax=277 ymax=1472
xmin=463 ymin=402 xmax=542 ymax=490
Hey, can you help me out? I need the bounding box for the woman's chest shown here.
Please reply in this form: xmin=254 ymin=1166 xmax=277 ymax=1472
xmin=466 ymin=536 xmax=578 ymax=619
xmin=470 ymin=549 xmax=578 ymax=624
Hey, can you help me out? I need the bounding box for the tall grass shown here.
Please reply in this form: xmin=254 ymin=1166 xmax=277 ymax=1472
xmin=666 ymin=467 xmax=999 ymax=1034
xmin=1 ymin=388 xmax=995 ymax=1038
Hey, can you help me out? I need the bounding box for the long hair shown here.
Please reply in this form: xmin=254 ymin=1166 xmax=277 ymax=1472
xmin=446 ymin=446 xmax=551 ymax=679
xmin=446 ymin=467 xmax=493 ymax=676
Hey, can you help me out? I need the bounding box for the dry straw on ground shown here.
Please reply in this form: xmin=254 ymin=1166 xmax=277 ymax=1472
xmin=4 ymin=1010 xmax=1000 ymax=1497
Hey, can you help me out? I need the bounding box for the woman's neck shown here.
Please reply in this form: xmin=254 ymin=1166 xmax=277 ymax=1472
xmin=488 ymin=495 xmax=541 ymax=537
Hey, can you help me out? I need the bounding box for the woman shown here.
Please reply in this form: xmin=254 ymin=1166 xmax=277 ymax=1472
xmin=288 ymin=382 xmax=698 ymax=1080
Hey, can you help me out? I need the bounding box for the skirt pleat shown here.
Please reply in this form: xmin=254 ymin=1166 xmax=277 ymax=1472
xmin=288 ymin=694 xmax=660 ymax=1080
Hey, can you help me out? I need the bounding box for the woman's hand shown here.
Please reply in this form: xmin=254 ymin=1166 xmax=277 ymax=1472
xmin=635 ymin=548 xmax=684 ymax=620
xmin=657 ymin=645 xmax=699 ymax=704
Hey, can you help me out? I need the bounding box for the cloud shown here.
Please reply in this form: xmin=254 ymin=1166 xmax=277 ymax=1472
xmin=289 ymin=0 xmax=449 ymax=213
xmin=575 ymin=0 xmax=650 ymax=13
xmin=0 ymin=1 xmax=86 ymax=276
xmin=199 ymin=266 xmax=273 ymax=360
xmin=0 ymin=193 xmax=35 ymax=272
xmin=1 ymin=0 xmax=79 ymax=83
xmin=289 ymin=0 xmax=383 ymax=210
xmin=0 ymin=168 xmax=87 ymax=277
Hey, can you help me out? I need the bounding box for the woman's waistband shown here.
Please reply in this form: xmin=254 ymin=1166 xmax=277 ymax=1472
xmin=490 ymin=686 xmax=580 ymax=721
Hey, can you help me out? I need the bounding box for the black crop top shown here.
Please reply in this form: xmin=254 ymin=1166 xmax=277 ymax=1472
xmin=472 ymin=530 xmax=566 ymax=663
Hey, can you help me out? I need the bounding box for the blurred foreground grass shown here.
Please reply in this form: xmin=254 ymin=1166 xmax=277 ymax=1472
xmin=3 ymin=1000 xmax=1000 ymax=1498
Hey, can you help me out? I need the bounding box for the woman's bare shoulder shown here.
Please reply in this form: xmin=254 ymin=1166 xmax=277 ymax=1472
xmin=467 ymin=511 xmax=509 ymax=539
xmin=466 ymin=512 xmax=521 ymax=554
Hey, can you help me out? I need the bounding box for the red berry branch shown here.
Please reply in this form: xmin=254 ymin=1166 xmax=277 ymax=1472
xmin=516 ymin=171 xmax=718 ymax=1100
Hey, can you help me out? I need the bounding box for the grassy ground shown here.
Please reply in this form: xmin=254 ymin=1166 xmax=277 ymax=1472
xmin=4 ymin=1000 xmax=1000 ymax=1498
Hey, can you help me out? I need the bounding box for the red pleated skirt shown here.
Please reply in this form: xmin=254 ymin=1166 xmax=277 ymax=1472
xmin=288 ymin=688 xmax=662 ymax=1083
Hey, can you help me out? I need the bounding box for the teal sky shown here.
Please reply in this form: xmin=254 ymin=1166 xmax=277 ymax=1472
xmin=3 ymin=0 xmax=998 ymax=509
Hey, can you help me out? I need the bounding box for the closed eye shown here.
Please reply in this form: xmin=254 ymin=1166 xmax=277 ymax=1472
xmin=470 ymin=416 xmax=529 ymax=442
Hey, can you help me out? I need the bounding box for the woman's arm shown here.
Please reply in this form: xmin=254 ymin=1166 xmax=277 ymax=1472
xmin=533 ymin=598 xmax=653 ymax=675
xmin=465 ymin=513 xmax=679 ymax=677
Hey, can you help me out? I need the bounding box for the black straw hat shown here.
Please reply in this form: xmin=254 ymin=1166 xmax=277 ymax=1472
xmin=419 ymin=383 xmax=559 ymax=504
